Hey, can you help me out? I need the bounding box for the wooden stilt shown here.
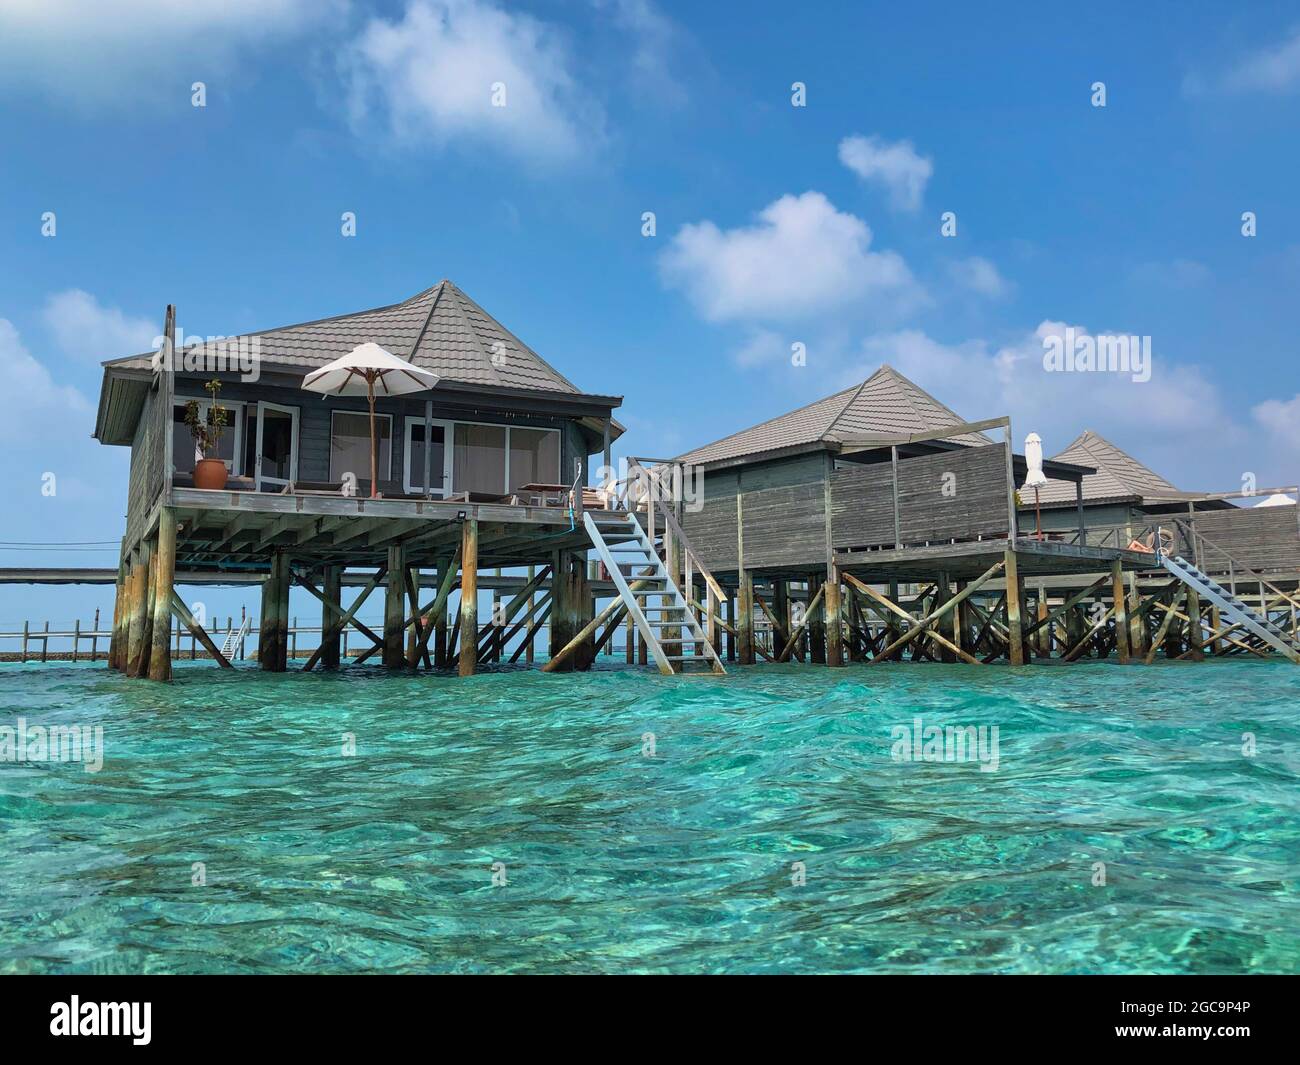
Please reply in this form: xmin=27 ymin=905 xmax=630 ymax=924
xmin=1183 ymin=585 xmax=1205 ymax=661
xmin=526 ymin=564 xmax=537 ymax=665
xmin=130 ymin=544 xmax=157 ymax=679
xmin=807 ymin=573 xmax=826 ymax=664
xmin=147 ymin=510 xmax=176 ymax=681
xmin=738 ymin=568 xmax=755 ymax=665
xmin=1111 ymin=560 xmax=1131 ymax=664
xmin=459 ymin=519 xmax=478 ymax=677
xmin=108 ymin=553 xmax=127 ymax=671
xmin=383 ymin=545 xmax=406 ymax=668
xmin=825 ymin=568 xmax=844 ymax=667
xmin=935 ymin=572 xmax=955 ymax=663
xmin=320 ymin=566 xmax=341 ymax=668
xmin=302 ymin=566 xmax=386 ymax=671
xmin=1004 ymin=547 xmax=1025 ymax=665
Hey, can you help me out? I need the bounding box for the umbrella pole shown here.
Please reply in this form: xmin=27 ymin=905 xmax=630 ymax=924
xmin=368 ymin=373 xmax=378 ymax=499
xmin=1035 ymin=487 xmax=1042 ymax=541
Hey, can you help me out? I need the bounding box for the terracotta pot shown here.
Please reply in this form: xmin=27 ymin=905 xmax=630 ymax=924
xmin=193 ymin=458 xmax=229 ymax=491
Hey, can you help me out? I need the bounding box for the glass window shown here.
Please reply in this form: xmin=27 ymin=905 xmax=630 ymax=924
xmin=173 ymin=402 xmax=237 ymax=473
xmin=330 ymin=411 xmax=391 ymax=487
xmin=508 ymin=428 xmax=560 ymax=491
xmin=407 ymin=421 xmax=448 ymax=494
xmin=453 ymin=423 xmax=507 ymax=495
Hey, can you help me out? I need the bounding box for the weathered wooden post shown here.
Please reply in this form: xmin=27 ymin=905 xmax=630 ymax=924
xmin=147 ymin=510 xmax=176 ymax=681
xmin=320 ymin=566 xmax=341 ymax=669
xmin=126 ymin=544 xmax=154 ymax=677
xmin=258 ymin=558 xmax=277 ymax=670
xmin=1207 ymin=605 xmax=1222 ymax=656
xmin=1110 ymin=560 xmax=1131 ymax=664
xmin=1184 ymin=584 xmax=1204 ymax=661
xmin=886 ymin=580 xmax=903 ymax=660
xmin=951 ymin=580 xmax=967 ymax=659
xmin=108 ymin=555 xmax=126 ymax=670
xmin=1004 ymin=547 xmax=1025 ymax=665
xmin=526 ymin=564 xmax=537 ymax=666
xmin=807 ymin=573 xmax=826 ymax=664
xmin=122 ymin=548 xmax=144 ymax=674
xmin=459 ymin=519 xmax=478 ymax=677
xmin=825 ymin=569 xmax=844 ymax=667
xmin=935 ymin=572 xmax=954 ymax=663
xmin=383 ymin=546 xmax=406 ymax=668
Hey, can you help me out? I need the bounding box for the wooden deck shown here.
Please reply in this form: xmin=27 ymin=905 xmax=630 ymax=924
xmin=163 ymin=486 xmax=636 ymax=571
xmin=835 ymin=537 xmax=1153 ymax=582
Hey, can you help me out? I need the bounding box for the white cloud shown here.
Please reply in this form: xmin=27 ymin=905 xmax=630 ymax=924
xmin=1253 ymin=393 xmax=1300 ymax=451
xmin=0 ymin=0 xmax=338 ymax=109
xmin=659 ymin=191 xmax=921 ymax=323
xmin=947 ymin=256 xmax=1012 ymax=299
xmin=731 ymin=329 xmax=787 ymax=368
xmin=838 ymin=134 xmax=933 ymax=211
xmin=593 ymin=0 xmax=690 ymax=106
xmin=0 ymin=318 xmax=92 ymax=445
xmin=843 ymin=321 xmax=1252 ymax=489
xmin=43 ymin=290 xmax=156 ymax=362
xmin=341 ymin=0 xmax=603 ymax=163
xmin=1219 ymin=27 xmax=1300 ymax=93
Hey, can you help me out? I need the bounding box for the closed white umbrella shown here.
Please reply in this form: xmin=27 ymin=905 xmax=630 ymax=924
xmin=1022 ymin=432 xmax=1050 ymax=540
xmin=302 ymin=343 xmax=438 ymax=498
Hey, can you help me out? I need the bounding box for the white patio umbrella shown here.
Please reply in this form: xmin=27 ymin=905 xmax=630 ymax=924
xmin=1022 ymin=432 xmax=1050 ymax=540
xmin=302 ymin=343 xmax=438 ymax=498
xmin=1253 ymin=493 xmax=1296 ymax=507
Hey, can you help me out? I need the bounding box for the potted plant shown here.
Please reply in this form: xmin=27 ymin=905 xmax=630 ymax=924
xmin=185 ymin=378 xmax=230 ymax=490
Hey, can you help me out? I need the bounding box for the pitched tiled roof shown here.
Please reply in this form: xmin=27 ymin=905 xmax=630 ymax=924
xmin=1037 ymin=430 xmax=1180 ymax=504
xmin=675 ymin=365 xmax=991 ymax=466
xmin=106 ymin=280 xmax=592 ymax=397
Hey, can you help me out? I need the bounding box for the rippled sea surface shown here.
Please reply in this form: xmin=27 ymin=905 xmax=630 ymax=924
xmin=1 ymin=656 xmax=1297 ymax=974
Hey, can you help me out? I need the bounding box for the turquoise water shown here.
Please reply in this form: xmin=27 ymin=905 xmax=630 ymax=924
xmin=1 ymin=657 xmax=1297 ymax=974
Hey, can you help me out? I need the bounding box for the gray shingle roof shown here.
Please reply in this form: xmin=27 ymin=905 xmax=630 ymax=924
xmin=1037 ymin=430 xmax=1180 ymax=504
xmin=675 ymin=365 xmax=991 ymax=466
xmin=106 ymin=280 xmax=592 ymax=397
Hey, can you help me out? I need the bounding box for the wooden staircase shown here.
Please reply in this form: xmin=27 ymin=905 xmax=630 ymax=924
xmin=583 ymin=511 xmax=725 ymax=675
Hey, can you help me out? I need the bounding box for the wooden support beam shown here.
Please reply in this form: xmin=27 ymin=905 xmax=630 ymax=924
xmin=1110 ymin=561 xmax=1131 ymax=664
xmin=1062 ymin=603 xmax=1117 ymax=662
xmin=807 ymin=573 xmax=826 ymax=664
xmin=459 ymin=519 xmax=478 ymax=677
xmin=383 ymin=545 xmax=406 ymax=668
xmin=124 ymin=546 xmax=150 ymax=677
xmin=132 ymin=545 xmax=158 ymax=679
xmin=825 ymin=570 xmax=844 ymax=667
xmin=1004 ymin=547 xmax=1025 ymax=665
xmin=108 ymin=553 xmax=127 ymax=671
xmin=320 ymin=566 xmax=341 ymax=669
xmin=1144 ymin=589 xmax=1185 ymax=665
xmin=738 ymin=567 xmax=755 ymax=665
xmin=544 ymin=578 xmax=653 ymax=672
xmin=777 ymin=584 xmax=825 ymax=662
xmin=508 ymin=599 xmax=553 ymax=664
xmin=411 ymin=550 xmax=464 ymax=666
xmin=301 ymin=566 xmax=386 ymax=671
xmin=293 ymin=571 xmax=384 ymax=648
xmin=868 ymin=562 xmax=1005 ymax=665
xmin=147 ymin=512 xmax=176 ymax=681
xmin=1183 ymin=585 xmax=1205 ymax=661
xmin=170 ymin=592 xmax=232 ymax=668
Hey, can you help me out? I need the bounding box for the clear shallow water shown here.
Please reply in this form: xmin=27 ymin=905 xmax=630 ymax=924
xmin=1 ymin=657 xmax=1297 ymax=974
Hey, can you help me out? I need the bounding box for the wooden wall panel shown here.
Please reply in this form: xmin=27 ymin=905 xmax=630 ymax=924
xmin=1188 ymin=506 xmax=1300 ymax=573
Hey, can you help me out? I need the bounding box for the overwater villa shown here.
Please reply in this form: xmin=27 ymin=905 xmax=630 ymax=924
xmin=674 ymin=367 xmax=1300 ymax=666
xmin=89 ymin=294 xmax=1300 ymax=681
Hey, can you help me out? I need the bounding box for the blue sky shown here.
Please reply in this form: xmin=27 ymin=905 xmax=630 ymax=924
xmin=2 ymin=0 xmax=1300 ymax=628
